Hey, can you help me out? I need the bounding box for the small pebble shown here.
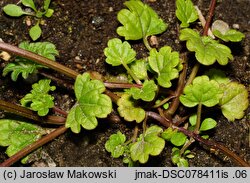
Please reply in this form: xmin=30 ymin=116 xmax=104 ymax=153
xmin=232 ymin=24 xmax=240 ymax=29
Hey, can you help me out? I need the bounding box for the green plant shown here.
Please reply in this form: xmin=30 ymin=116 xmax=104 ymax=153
xmin=0 ymin=0 xmax=249 ymax=167
xmin=3 ymin=0 xmax=54 ymax=41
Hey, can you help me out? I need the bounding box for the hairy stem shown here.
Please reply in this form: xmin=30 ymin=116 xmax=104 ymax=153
xmin=122 ymin=63 xmax=142 ymax=85
xmin=165 ymin=53 xmax=187 ymax=115
xmin=195 ymin=103 xmax=202 ymax=134
xmin=146 ymin=111 xmax=249 ymax=167
xmin=0 ymin=126 xmax=67 ymax=167
xmin=143 ymin=36 xmax=152 ymax=51
xmin=0 ymin=42 xmax=79 ymax=79
xmin=0 ymin=100 xmax=65 ymax=125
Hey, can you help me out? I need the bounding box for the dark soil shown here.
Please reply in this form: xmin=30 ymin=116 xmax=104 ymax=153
xmin=0 ymin=0 xmax=249 ymax=167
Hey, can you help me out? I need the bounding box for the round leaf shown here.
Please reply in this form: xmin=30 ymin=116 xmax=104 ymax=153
xmin=29 ymin=24 xmax=42 ymax=41
xmin=170 ymin=132 xmax=187 ymax=146
xmin=200 ymin=118 xmax=217 ymax=131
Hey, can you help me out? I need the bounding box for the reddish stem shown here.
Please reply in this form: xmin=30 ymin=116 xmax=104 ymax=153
xmin=0 ymin=126 xmax=68 ymax=167
xmin=203 ymin=0 xmax=217 ymax=36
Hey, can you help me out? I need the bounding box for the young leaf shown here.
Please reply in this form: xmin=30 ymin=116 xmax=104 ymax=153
xmin=30 ymin=23 xmax=42 ymax=41
xmin=3 ymin=4 xmax=27 ymax=17
xmin=104 ymin=38 xmax=136 ymax=66
xmin=200 ymin=118 xmax=217 ymax=131
xmin=176 ymin=0 xmax=198 ymax=28
xmin=105 ymin=131 xmax=126 ymax=158
xmin=180 ymin=75 xmax=221 ymax=107
xmin=117 ymin=0 xmax=167 ymax=40
xmin=213 ymin=29 xmax=245 ymax=42
xmin=219 ymin=82 xmax=249 ymax=121
xmin=126 ymin=80 xmax=157 ymax=102
xmin=161 ymin=127 xmax=177 ymax=141
xmin=148 ymin=46 xmax=180 ymax=88
xmin=171 ymin=147 xmax=189 ymax=167
xmin=45 ymin=8 xmax=54 ymax=18
xmin=20 ymin=79 xmax=56 ymax=116
xmin=130 ymin=125 xmax=165 ymax=163
xmin=0 ymin=119 xmax=45 ymax=160
xmin=170 ymin=132 xmax=187 ymax=146
xmin=19 ymin=41 xmax=59 ymax=60
xmin=43 ymin=0 xmax=51 ymax=11
xmin=22 ymin=0 xmax=37 ymax=12
xmin=2 ymin=41 xmax=58 ymax=81
xmin=66 ymin=73 xmax=112 ymax=133
xmin=117 ymin=94 xmax=145 ymax=123
xmin=189 ymin=114 xmax=197 ymax=126
xmin=205 ymin=68 xmax=230 ymax=85
xmin=180 ymin=28 xmax=233 ymax=65
xmin=130 ymin=59 xmax=148 ymax=80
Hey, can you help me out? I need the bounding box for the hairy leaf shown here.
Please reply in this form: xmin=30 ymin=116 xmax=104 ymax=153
xmin=126 ymin=80 xmax=157 ymax=102
xmin=213 ymin=29 xmax=245 ymax=42
xmin=105 ymin=131 xmax=126 ymax=158
xmin=66 ymin=73 xmax=112 ymax=133
xmin=180 ymin=28 xmax=233 ymax=65
xmin=148 ymin=46 xmax=180 ymax=88
xmin=130 ymin=125 xmax=165 ymax=163
xmin=21 ymin=79 xmax=56 ymax=116
xmin=117 ymin=94 xmax=145 ymax=123
xmin=2 ymin=41 xmax=58 ymax=81
xmin=219 ymin=82 xmax=249 ymax=121
xmin=130 ymin=59 xmax=148 ymax=80
xmin=104 ymin=38 xmax=136 ymax=66
xmin=117 ymin=0 xmax=167 ymax=40
xmin=200 ymin=118 xmax=217 ymax=131
xmin=3 ymin=4 xmax=27 ymax=17
xmin=176 ymin=0 xmax=198 ymax=28
xmin=0 ymin=119 xmax=45 ymax=161
xmin=180 ymin=75 xmax=221 ymax=107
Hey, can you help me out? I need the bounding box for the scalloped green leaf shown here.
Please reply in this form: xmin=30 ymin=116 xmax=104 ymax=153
xmin=117 ymin=94 xmax=145 ymax=123
xmin=126 ymin=80 xmax=157 ymax=102
xmin=213 ymin=29 xmax=245 ymax=42
xmin=130 ymin=125 xmax=165 ymax=163
xmin=148 ymin=46 xmax=180 ymax=88
xmin=176 ymin=0 xmax=198 ymax=28
xmin=130 ymin=59 xmax=148 ymax=80
xmin=0 ymin=119 xmax=45 ymax=161
xmin=104 ymin=38 xmax=136 ymax=66
xmin=66 ymin=73 xmax=112 ymax=133
xmin=200 ymin=118 xmax=217 ymax=131
xmin=180 ymin=28 xmax=233 ymax=65
xmin=105 ymin=131 xmax=126 ymax=158
xmin=205 ymin=68 xmax=230 ymax=85
xmin=219 ymin=82 xmax=249 ymax=121
xmin=117 ymin=0 xmax=167 ymax=40
xmin=3 ymin=4 xmax=27 ymax=17
xmin=161 ymin=127 xmax=177 ymax=141
xmin=20 ymin=79 xmax=56 ymax=116
xmin=180 ymin=75 xmax=221 ymax=107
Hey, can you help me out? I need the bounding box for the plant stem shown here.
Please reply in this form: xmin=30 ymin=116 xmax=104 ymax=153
xmin=0 ymin=42 xmax=79 ymax=79
xmin=0 ymin=126 xmax=68 ymax=167
xmin=122 ymin=63 xmax=142 ymax=85
xmin=186 ymin=62 xmax=200 ymax=86
xmin=146 ymin=111 xmax=250 ymax=167
xmin=180 ymin=137 xmax=195 ymax=156
xmin=203 ymin=0 xmax=217 ymax=36
xmin=104 ymin=82 xmax=142 ymax=89
xmin=195 ymin=103 xmax=202 ymax=134
xmin=143 ymin=36 xmax=152 ymax=51
xmin=0 ymin=100 xmax=65 ymax=125
xmin=152 ymin=95 xmax=175 ymax=108
xmin=165 ymin=53 xmax=187 ymax=115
